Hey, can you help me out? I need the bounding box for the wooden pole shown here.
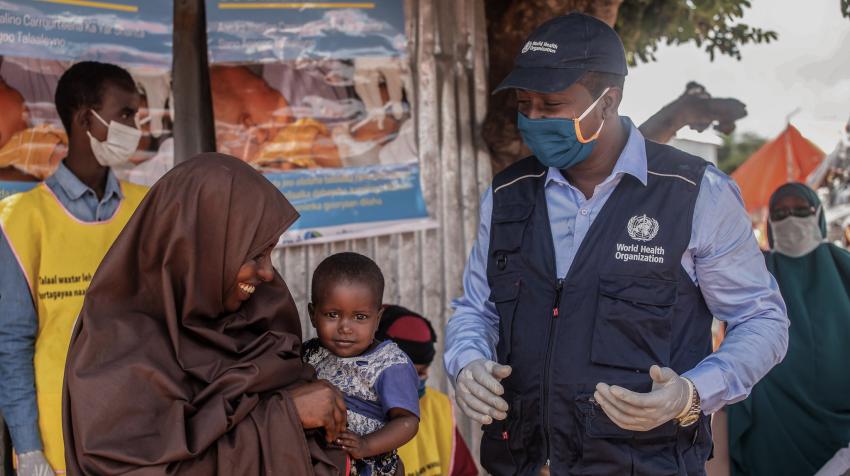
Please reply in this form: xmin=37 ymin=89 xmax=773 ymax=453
xmin=172 ymin=0 xmax=216 ymax=163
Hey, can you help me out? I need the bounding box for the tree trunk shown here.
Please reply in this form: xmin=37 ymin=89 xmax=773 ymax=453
xmin=484 ymin=0 xmax=624 ymax=173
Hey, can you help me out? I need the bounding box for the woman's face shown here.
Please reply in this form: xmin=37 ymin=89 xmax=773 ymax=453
xmin=223 ymin=245 xmax=276 ymax=312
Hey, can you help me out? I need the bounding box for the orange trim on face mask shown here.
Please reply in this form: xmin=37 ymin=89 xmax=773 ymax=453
xmin=574 ymin=86 xmax=610 ymax=143
xmin=575 ymin=118 xmax=605 ymax=144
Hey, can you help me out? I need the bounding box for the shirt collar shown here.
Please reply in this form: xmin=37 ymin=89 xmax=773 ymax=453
xmin=48 ymin=161 xmax=124 ymax=202
xmin=545 ymin=116 xmax=648 ymax=188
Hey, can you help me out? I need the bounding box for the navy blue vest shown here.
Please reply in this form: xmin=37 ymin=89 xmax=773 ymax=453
xmin=482 ymin=140 xmax=714 ymax=476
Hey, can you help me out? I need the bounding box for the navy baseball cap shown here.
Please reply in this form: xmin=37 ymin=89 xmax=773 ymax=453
xmin=494 ymin=13 xmax=628 ymax=94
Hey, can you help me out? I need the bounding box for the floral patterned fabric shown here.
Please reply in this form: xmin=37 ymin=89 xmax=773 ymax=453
xmin=303 ymin=339 xmax=419 ymax=476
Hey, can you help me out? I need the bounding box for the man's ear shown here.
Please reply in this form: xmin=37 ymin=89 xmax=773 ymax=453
xmin=602 ymin=88 xmax=622 ymax=119
xmin=74 ymin=108 xmax=91 ymax=132
xmin=376 ymin=304 xmax=386 ymax=323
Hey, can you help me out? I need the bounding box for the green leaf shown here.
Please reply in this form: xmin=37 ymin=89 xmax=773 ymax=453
xmin=615 ymin=0 xmax=782 ymax=65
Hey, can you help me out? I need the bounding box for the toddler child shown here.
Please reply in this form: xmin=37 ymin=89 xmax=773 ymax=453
xmin=303 ymin=252 xmax=420 ymax=476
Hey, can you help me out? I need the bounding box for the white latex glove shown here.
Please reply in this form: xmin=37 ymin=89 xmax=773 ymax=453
xmin=594 ymin=365 xmax=691 ymax=432
xmin=455 ymin=358 xmax=512 ymax=424
xmin=17 ymin=450 xmax=55 ymax=476
xmin=814 ymin=442 xmax=850 ymax=476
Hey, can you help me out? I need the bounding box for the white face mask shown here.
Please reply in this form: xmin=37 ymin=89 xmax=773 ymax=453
xmin=769 ymin=207 xmax=825 ymax=258
xmin=86 ymin=109 xmax=142 ymax=167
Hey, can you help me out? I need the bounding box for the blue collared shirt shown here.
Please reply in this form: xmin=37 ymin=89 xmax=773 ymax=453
xmin=0 ymin=162 xmax=122 ymax=452
xmin=444 ymin=119 xmax=789 ymax=415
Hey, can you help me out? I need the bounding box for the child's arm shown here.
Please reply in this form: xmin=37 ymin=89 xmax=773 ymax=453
xmin=334 ymin=408 xmax=419 ymax=459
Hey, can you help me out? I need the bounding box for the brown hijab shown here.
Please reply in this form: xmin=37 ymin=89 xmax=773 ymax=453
xmin=63 ymin=153 xmax=344 ymax=475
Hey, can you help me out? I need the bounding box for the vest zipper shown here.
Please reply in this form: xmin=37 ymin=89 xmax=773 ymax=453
xmin=552 ymin=278 xmax=563 ymax=317
xmin=542 ymin=278 xmax=564 ymax=462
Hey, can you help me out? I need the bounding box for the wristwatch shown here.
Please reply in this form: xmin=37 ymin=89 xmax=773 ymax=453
xmin=676 ymin=377 xmax=701 ymax=427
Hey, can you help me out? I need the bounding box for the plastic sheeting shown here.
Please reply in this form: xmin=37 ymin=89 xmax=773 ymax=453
xmin=0 ymin=56 xmax=174 ymax=191
xmin=0 ymin=1 xmax=174 ymax=195
xmin=206 ymin=0 xmax=406 ymax=62
xmin=0 ymin=0 xmax=172 ymax=68
xmin=205 ymin=2 xmax=429 ymax=243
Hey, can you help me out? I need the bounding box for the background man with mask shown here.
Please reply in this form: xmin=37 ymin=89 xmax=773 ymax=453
xmin=444 ymin=13 xmax=789 ymax=475
xmin=0 ymin=61 xmax=147 ymax=475
xmin=727 ymin=183 xmax=850 ymax=476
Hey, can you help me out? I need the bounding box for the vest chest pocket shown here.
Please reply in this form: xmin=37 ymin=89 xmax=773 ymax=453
xmin=591 ymin=275 xmax=678 ymax=372
xmin=489 ymin=277 xmax=521 ymax=365
xmin=490 ymin=204 xmax=533 ymax=274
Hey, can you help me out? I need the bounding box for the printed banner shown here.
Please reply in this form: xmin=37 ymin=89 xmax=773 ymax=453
xmin=0 ymin=57 xmax=174 ymax=190
xmin=0 ymin=0 xmax=172 ymax=68
xmin=268 ymin=163 xmax=429 ymax=244
xmin=0 ymin=179 xmax=36 ymax=200
xmin=206 ymin=0 xmax=406 ymax=63
xmin=0 ymin=2 xmax=174 ymax=197
xmin=207 ymin=2 xmax=430 ymax=245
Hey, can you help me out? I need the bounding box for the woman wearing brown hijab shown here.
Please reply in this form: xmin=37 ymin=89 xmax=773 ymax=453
xmin=62 ymin=153 xmax=348 ymax=475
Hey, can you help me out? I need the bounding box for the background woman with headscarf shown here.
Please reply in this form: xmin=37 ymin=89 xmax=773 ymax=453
xmin=63 ymin=154 xmax=348 ymax=475
xmin=376 ymin=305 xmax=477 ymax=476
xmin=728 ymin=182 xmax=850 ymax=476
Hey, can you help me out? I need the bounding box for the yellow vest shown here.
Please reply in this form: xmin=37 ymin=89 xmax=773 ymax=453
xmin=0 ymin=181 xmax=146 ymax=473
xmin=398 ymin=387 xmax=456 ymax=476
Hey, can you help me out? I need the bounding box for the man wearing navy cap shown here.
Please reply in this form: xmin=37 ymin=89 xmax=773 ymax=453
xmin=444 ymin=13 xmax=789 ymax=475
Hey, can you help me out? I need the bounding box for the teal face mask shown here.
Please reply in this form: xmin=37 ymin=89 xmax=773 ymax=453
xmin=417 ymin=377 xmax=427 ymax=398
xmin=517 ymin=87 xmax=609 ymax=170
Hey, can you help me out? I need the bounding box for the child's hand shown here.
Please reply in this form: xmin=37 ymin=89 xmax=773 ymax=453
xmin=334 ymin=430 xmax=371 ymax=460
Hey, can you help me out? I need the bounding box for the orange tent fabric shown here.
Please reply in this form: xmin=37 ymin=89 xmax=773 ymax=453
xmin=732 ymin=125 xmax=824 ymax=212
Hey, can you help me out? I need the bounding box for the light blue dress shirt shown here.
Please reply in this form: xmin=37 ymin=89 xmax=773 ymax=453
xmin=444 ymin=119 xmax=789 ymax=415
xmin=0 ymin=162 xmax=122 ymax=452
